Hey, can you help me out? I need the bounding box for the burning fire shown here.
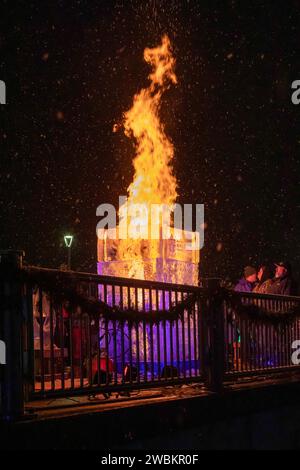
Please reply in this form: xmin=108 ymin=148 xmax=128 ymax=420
xmin=119 ymin=35 xmax=178 ymax=209
xmin=98 ymin=36 xmax=199 ymax=285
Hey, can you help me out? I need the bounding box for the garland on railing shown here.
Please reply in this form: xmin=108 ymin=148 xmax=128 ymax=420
xmin=22 ymin=268 xmax=300 ymax=325
xmin=225 ymin=289 xmax=300 ymax=325
xmin=23 ymin=269 xmax=199 ymax=322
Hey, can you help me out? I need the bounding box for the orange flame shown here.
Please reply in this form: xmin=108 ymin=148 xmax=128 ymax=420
xmin=98 ymin=37 xmax=199 ymax=283
xmin=122 ymin=35 xmax=177 ymax=207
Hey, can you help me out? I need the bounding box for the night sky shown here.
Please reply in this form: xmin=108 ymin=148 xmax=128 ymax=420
xmin=1 ymin=0 xmax=299 ymax=283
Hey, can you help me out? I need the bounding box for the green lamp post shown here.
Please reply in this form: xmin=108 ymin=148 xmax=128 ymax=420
xmin=64 ymin=234 xmax=74 ymax=270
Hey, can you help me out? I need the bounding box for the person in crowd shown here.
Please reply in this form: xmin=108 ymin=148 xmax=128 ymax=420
xmin=252 ymin=265 xmax=273 ymax=294
xmin=268 ymin=261 xmax=297 ymax=296
xmin=234 ymin=266 xmax=257 ymax=293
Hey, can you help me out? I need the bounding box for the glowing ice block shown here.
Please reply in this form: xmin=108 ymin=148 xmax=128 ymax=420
xmin=97 ymin=227 xmax=199 ymax=286
xmin=97 ymin=227 xmax=200 ymax=374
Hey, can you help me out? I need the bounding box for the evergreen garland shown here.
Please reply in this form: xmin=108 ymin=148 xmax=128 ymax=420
xmin=24 ymin=269 xmax=198 ymax=322
xmin=23 ymin=268 xmax=300 ymax=325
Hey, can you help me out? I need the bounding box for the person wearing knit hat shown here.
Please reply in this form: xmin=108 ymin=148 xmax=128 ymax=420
xmin=234 ymin=266 xmax=257 ymax=293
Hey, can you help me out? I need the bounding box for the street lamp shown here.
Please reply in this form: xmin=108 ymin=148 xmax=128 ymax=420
xmin=64 ymin=234 xmax=73 ymax=270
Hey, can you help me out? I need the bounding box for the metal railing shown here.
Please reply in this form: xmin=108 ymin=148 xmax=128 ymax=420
xmin=223 ymin=291 xmax=300 ymax=378
xmin=25 ymin=266 xmax=203 ymax=398
xmin=1 ymin=250 xmax=300 ymax=420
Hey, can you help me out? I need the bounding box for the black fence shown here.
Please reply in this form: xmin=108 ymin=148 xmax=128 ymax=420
xmin=27 ymin=267 xmax=202 ymax=398
xmin=1 ymin=250 xmax=300 ymax=420
xmin=224 ymin=292 xmax=300 ymax=378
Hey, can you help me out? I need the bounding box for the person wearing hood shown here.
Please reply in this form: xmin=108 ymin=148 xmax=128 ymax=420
xmin=234 ymin=266 xmax=257 ymax=293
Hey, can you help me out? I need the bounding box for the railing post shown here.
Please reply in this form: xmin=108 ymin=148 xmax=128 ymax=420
xmin=0 ymin=250 xmax=25 ymax=420
xmin=202 ymin=278 xmax=225 ymax=393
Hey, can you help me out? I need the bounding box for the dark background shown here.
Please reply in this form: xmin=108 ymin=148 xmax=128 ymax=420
xmin=0 ymin=0 xmax=299 ymax=283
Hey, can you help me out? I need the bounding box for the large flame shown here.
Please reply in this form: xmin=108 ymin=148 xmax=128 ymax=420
xmin=122 ymin=35 xmax=177 ymax=207
xmin=98 ymin=36 xmax=199 ymax=284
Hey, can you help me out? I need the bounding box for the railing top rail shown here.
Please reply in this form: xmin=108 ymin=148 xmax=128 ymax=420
xmin=23 ymin=265 xmax=300 ymax=302
xmin=23 ymin=265 xmax=201 ymax=293
xmin=239 ymin=290 xmax=300 ymax=303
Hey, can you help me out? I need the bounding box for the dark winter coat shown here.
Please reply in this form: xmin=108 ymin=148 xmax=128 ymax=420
xmin=268 ymin=275 xmax=296 ymax=296
xmin=234 ymin=278 xmax=254 ymax=293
